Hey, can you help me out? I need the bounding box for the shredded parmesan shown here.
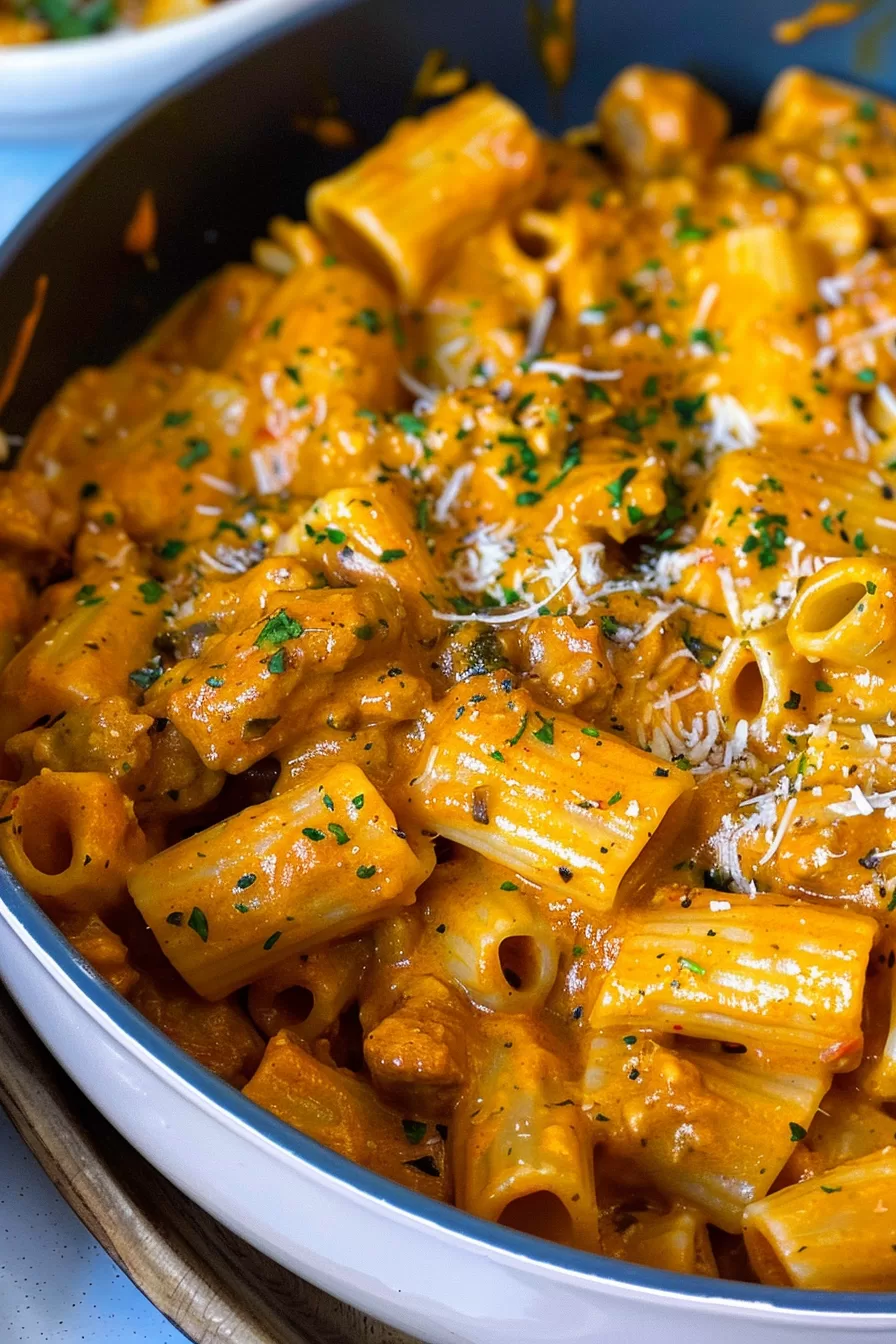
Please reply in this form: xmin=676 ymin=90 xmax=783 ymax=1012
xmin=528 ymin=359 xmax=623 ymax=382
xmin=694 ymin=282 xmax=720 ymax=331
xmin=430 ymin=567 xmax=576 ymax=626
xmin=446 ymin=521 xmax=517 ymax=596
xmin=433 ymin=463 xmax=473 ymax=524
xmin=877 ymin=382 xmax=896 ymax=424
xmin=849 ymin=393 xmax=880 ymax=461
xmin=838 ymin=316 xmax=896 ymax=350
xmin=398 ymin=367 xmax=438 ymax=406
xmin=250 ymin=444 xmax=294 ymax=495
xmin=817 ymin=274 xmax=854 ymax=308
xmin=759 ymin=794 xmax=799 ymax=865
xmin=200 ymin=473 xmax=240 ymax=497
xmin=723 ymin=718 xmax=750 ymax=767
xmin=717 ymin=565 xmax=743 ymax=628
xmin=829 ymin=787 xmax=896 ymax=818
xmin=524 ymin=297 xmax=556 ymax=363
xmin=577 ymin=542 xmax=606 ymax=590
xmin=705 ymin=394 xmax=758 ymax=453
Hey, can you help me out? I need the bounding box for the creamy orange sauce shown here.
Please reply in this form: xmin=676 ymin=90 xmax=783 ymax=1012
xmin=2 ymin=65 xmax=896 ymax=1287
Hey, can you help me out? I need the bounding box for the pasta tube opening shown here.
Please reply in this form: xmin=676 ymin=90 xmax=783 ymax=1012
xmin=787 ymin=559 xmax=896 ymax=665
xmin=498 ymin=1190 xmax=574 ymax=1244
xmin=0 ymin=771 xmax=145 ymax=913
xmin=308 ymin=87 xmax=544 ymax=302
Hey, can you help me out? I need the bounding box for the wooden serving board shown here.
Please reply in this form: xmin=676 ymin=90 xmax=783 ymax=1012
xmin=0 ymin=985 xmax=419 ymax=1344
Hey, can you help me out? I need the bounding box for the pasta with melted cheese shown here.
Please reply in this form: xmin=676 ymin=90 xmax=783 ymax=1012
xmin=5 ymin=66 xmax=896 ymax=1288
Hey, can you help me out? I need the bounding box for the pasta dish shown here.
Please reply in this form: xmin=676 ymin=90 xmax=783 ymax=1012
xmin=0 ymin=0 xmax=223 ymax=43
xmin=3 ymin=63 xmax=896 ymax=1291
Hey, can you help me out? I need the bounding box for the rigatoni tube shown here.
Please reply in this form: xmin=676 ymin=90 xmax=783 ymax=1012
xmin=787 ymin=557 xmax=896 ymax=666
xmin=592 ymin=886 xmax=875 ymax=1070
xmin=420 ymin=852 xmax=559 ymax=1014
xmin=406 ymin=678 xmax=693 ymax=909
xmin=744 ymin=1148 xmax=896 ymax=1289
xmin=308 ymin=86 xmax=544 ymax=301
xmin=453 ymin=1018 xmax=600 ymax=1251
xmin=244 ymin=1028 xmax=450 ymax=1200
xmin=0 ymin=771 xmax=146 ymax=915
xmin=602 ymin=1204 xmax=718 ymax=1277
xmin=586 ymin=1034 xmax=828 ymax=1233
xmin=128 ymin=764 xmax=426 ymax=999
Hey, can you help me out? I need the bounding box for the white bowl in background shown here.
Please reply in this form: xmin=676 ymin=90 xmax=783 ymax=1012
xmin=0 ymin=0 xmax=336 ymax=141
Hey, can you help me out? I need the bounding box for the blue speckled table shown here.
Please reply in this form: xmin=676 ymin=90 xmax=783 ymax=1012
xmin=0 ymin=139 xmax=185 ymax=1344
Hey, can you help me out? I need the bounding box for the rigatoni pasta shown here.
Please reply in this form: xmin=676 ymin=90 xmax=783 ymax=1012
xmin=128 ymin=764 xmax=425 ymax=998
xmin=7 ymin=60 xmax=896 ymax=1289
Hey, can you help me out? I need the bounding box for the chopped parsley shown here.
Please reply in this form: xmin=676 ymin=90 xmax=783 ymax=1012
xmin=605 ymin=466 xmax=638 ymax=508
xmin=672 ymin=394 xmax=706 ymax=427
xmin=138 ymin=579 xmax=164 ymax=604
xmin=394 ymin=412 xmax=426 ymax=436
xmin=677 ymin=956 xmax=705 ymax=975
xmin=177 ymin=438 xmax=211 ymax=469
xmin=532 ymin=714 xmax=555 ymax=745
xmin=156 ymin=538 xmax=186 ymax=561
xmin=351 ymin=308 xmax=384 ymax=334
xmin=129 ymin=656 xmax=164 ymax=691
xmin=75 ymin=584 xmax=103 ymax=607
xmin=187 ymin=907 xmax=209 ymax=942
xmin=255 ymin=610 xmax=304 ymax=648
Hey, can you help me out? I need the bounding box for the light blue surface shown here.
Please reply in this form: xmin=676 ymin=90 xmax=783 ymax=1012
xmin=0 ymin=1105 xmax=185 ymax=1342
xmin=0 ymin=140 xmax=184 ymax=1344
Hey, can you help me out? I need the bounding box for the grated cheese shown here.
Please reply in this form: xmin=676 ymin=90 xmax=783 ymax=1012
xmin=433 ymin=462 xmax=473 ymax=524
xmin=817 ymin=274 xmax=854 ymax=308
xmin=759 ymin=794 xmax=799 ymax=866
xmin=398 ymin=367 xmax=438 ymax=406
xmin=251 ymin=444 xmax=294 ymax=495
xmin=838 ymin=316 xmax=896 ymax=350
xmin=849 ymin=393 xmax=879 ymax=462
xmin=717 ymin=565 xmax=743 ymax=628
xmin=694 ymin=282 xmax=720 ymax=331
xmin=723 ymin=718 xmax=750 ymax=767
xmin=829 ymin=787 xmax=896 ymax=818
xmin=577 ymin=542 xmax=606 ymax=590
xmin=705 ymin=393 xmax=758 ymax=454
xmin=199 ymin=473 xmax=240 ymax=497
xmin=528 ymin=359 xmax=623 ymax=382
xmin=524 ymin=297 xmax=556 ymax=363
xmin=446 ymin=521 xmax=517 ymax=596
xmin=429 ymin=568 xmax=576 ymax=626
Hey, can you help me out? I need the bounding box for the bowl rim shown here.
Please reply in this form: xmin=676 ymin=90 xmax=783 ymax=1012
xmin=1 ymin=20 xmax=896 ymax=1319
xmin=5 ymin=865 xmax=896 ymax=1322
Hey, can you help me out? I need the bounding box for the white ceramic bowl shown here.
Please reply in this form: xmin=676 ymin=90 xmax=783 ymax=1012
xmin=2 ymin=3 xmax=896 ymax=1336
xmin=2 ymin=877 xmax=896 ymax=1343
xmin=0 ymin=0 xmax=335 ymax=141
